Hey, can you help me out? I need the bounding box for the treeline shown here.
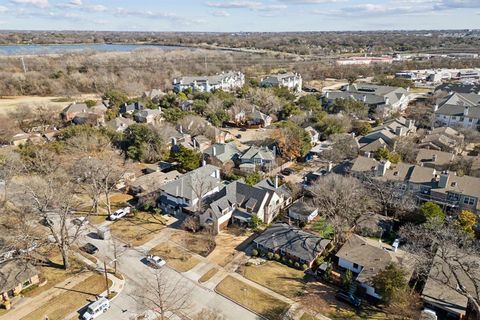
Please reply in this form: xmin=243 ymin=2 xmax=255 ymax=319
xmin=2 ymin=30 xmax=480 ymax=56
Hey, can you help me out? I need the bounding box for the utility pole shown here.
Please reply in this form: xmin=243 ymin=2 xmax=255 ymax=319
xmin=103 ymin=260 xmax=110 ymax=297
xmin=20 ymin=56 xmax=27 ymax=74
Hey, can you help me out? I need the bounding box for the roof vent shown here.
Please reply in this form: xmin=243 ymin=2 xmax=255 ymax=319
xmin=451 ymin=181 xmax=457 ymax=187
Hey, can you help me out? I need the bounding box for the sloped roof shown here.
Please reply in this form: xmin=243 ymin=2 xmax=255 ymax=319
xmin=0 ymin=261 xmax=38 ymax=292
xmin=436 ymin=92 xmax=480 ymax=118
xmin=254 ymin=223 xmax=331 ymax=263
xmin=416 ymin=149 xmax=455 ymax=167
xmin=241 ymin=146 xmax=275 ymax=161
xmin=204 ymin=142 xmax=240 ymax=163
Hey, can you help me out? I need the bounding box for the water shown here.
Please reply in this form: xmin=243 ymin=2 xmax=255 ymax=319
xmin=0 ymin=43 xmax=186 ymax=55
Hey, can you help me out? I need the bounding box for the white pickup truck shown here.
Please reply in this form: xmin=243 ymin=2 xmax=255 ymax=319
xmin=108 ymin=207 xmax=131 ymax=221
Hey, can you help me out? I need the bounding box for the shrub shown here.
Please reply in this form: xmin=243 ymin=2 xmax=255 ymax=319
xmin=267 ymin=252 xmax=274 ymax=260
xmin=251 ymin=249 xmax=258 ymax=257
xmin=294 ymin=262 xmax=300 ymax=269
xmin=302 ymin=264 xmax=308 ymax=271
xmin=288 ymin=259 xmax=293 ymax=265
xmin=274 ymin=253 xmax=281 ymax=261
xmin=281 ymin=257 xmax=287 ymax=263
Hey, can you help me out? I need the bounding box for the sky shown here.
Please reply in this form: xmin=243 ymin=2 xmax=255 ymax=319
xmin=0 ymin=0 xmax=479 ymax=32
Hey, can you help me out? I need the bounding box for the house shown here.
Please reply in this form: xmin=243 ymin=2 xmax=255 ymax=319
xmin=355 ymin=213 xmax=394 ymax=238
xmin=324 ymin=84 xmax=410 ymax=117
xmin=350 ymin=156 xmax=480 ymax=214
xmin=288 ymin=198 xmax=318 ymax=223
xmin=415 ymin=149 xmax=455 ymax=171
xmin=253 ymin=223 xmax=331 ymax=268
xmin=336 ymin=234 xmax=415 ymax=300
xmin=261 ymin=72 xmax=303 ymax=92
xmin=255 ymin=176 xmax=293 ymax=212
xmin=105 ymin=117 xmax=135 ymax=132
xmin=157 ymin=165 xmax=223 ymax=215
xmin=204 ymin=142 xmax=241 ymax=167
xmin=61 ymin=103 xmax=89 ymax=122
xmin=418 ymin=127 xmax=465 ymax=154
xmin=421 ymin=250 xmax=480 ymax=320
xmin=0 ymin=261 xmax=40 ymax=310
xmin=173 ymin=71 xmax=245 ymax=93
xmin=304 ymin=126 xmax=320 ymax=145
xmin=358 ymin=117 xmax=416 ymax=154
xmin=239 ymin=146 xmax=276 ymax=170
xmin=142 ymin=161 xmax=175 ymax=174
xmin=119 ymin=102 xmax=145 ymax=115
xmin=142 ymin=89 xmax=165 ymax=101
xmin=435 ymin=83 xmax=480 ymax=95
xmin=134 ymin=108 xmax=163 ymax=124
xmin=128 ymin=170 xmax=181 ymax=208
xmin=192 ymin=135 xmax=211 ymax=152
xmin=434 ymin=92 xmax=480 ymax=129
xmin=247 ymin=108 xmax=272 ymax=127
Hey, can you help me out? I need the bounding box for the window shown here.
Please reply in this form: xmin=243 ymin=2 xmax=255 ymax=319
xmin=463 ymin=196 xmax=475 ymax=205
xmin=23 ymin=280 xmax=31 ymax=287
xmin=353 ymin=263 xmax=359 ymax=269
xmin=452 ymin=116 xmax=457 ymax=120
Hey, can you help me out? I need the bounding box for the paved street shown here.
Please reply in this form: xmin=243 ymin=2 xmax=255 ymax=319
xmin=80 ymin=225 xmax=261 ymax=320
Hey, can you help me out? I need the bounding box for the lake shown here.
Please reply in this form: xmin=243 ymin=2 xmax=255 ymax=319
xmin=0 ymin=43 xmax=187 ymax=56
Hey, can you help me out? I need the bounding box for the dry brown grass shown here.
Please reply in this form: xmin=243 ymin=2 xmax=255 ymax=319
xmin=216 ymin=275 xmax=290 ymax=320
xmin=150 ymin=243 xmax=199 ymax=272
xmin=20 ymin=273 xmax=110 ymax=320
xmin=207 ymin=228 xmax=252 ymax=267
xmin=199 ymin=268 xmax=219 ymax=283
xmin=238 ymin=261 xmax=306 ymax=299
xmin=110 ymin=211 xmax=167 ymax=246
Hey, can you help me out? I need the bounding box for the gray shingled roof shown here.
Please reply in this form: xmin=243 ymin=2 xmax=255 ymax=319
xmin=204 ymin=142 xmax=240 ymax=163
xmin=0 ymin=261 xmax=38 ymax=292
xmin=436 ymin=93 xmax=480 ymax=118
xmin=254 ymin=223 xmax=331 ymax=263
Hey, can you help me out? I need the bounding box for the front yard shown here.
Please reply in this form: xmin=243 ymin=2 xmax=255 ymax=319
xmin=238 ymin=261 xmax=306 ymax=299
xmin=207 ymin=227 xmax=253 ymax=267
xmin=21 ymin=273 xmax=110 ymax=320
xmin=216 ymin=275 xmax=290 ymax=320
xmin=150 ymin=243 xmax=200 ymax=272
xmin=110 ymin=211 xmax=167 ymax=246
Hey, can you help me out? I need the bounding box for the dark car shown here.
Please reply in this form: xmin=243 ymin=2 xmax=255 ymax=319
xmin=239 ymin=128 xmax=247 ymax=132
xmin=281 ymin=168 xmax=295 ymax=176
xmin=335 ymin=290 xmax=361 ymax=308
xmin=236 ymin=134 xmax=242 ymax=139
xmin=81 ymin=243 xmax=99 ymax=255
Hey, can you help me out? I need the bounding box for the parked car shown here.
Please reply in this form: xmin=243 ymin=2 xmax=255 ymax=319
xmin=108 ymin=207 xmax=131 ymax=221
xmin=281 ymin=168 xmax=295 ymax=176
xmin=335 ymin=290 xmax=361 ymax=308
xmin=81 ymin=243 xmax=99 ymax=255
xmin=236 ymin=134 xmax=242 ymax=139
xmin=146 ymin=255 xmax=166 ymax=268
xmin=82 ymin=297 xmax=110 ymax=320
xmin=239 ymin=127 xmax=247 ymax=132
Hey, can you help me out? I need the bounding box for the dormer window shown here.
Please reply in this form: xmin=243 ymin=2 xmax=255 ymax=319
xmin=393 ymin=171 xmax=399 ymax=176
xmin=451 ymin=181 xmax=457 ymax=187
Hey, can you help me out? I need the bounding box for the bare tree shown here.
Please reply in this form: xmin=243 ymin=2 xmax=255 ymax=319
xmin=192 ymin=308 xmax=226 ymax=320
xmin=400 ymin=223 xmax=480 ymax=317
xmin=189 ymin=172 xmax=216 ymax=214
xmin=308 ymin=174 xmax=372 ymax=244
xmin=131 ymin=269 xmax=192 ymax=320
xmin=0 ymin=151 xmax=23 ymax=202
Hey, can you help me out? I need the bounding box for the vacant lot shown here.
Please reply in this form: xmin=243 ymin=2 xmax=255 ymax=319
xmin=150 ymin=243 xmax=199 ymax=272
xmin=0 ymin=94 xmax=98 ymax=115
xmin=110 ymin=211 xmax=167 ymax=246
xmin=21 ymin=273 xmax=109 ymax=320
xmin=216 ymin=275 xmax=290 ymax=320
xmin=238 ymin=261 xmax=306 ymax=299
xmin=207 ymin=228 xmax=253 ymax=267
xmin=169 ymin=229 xmax=214 ymax=257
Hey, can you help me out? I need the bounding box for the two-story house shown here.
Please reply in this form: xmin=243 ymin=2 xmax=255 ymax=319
xmin=173 ymin=71 xmax=245 ymax=93
xmin=434 ymin=92 xmax=480 ymax=129
xmin=261 ymin=72 xmax=303 ymax=92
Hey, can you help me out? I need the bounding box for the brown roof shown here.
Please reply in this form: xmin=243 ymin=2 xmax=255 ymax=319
xmin=408 ymin=166 xmax=436 ymax=184
xmin=416 ymin=149 xmax=455 ymax=168
xmin=350 ymin=156 xmax=378 ymax=173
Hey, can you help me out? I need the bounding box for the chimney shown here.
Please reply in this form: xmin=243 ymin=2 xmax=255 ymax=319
xmin=328 ymin=161 xmax=333 ymax=172
xmin=395 ymin=126 xmax=405 ymax=136
xmin=179 ymin=125 xmax=183 ymax=134
xmin=433 ymin=104 xmax=439 ymax=112
xmin=274 ymin=175 xmax=278 ymax=189
xmin=171 ymin=137 xmax=177 ymax=146
xmin=439 ymin=173 xmax=449 ymax=188
xmin=365 ymin=151 xmax=371 ymax=158
xmin=392 ymin=239 xmax=400 ymax=253
xmin=213 ymin=145 xmax=217 ymax=157
xmin=325 ymin=92 xmax=330 ymax=99
xmin=362 ymin=95 xmax=367 ymax=102
xmin=377 ymin=160 xmax=391 ymax=177
xmin=464 ymin=106 xmax=469 ymax=116
xmin=202 ymin=159 xmax=207 ymax=167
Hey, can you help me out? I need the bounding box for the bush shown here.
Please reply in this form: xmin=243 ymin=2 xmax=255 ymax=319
xmin=267 ymin=252 xmax=274 ymax=260
xmin=288 ymin=259 xmax=293 ymax=265
xmin=251 ymin=249 xmax=258 ymax=257
xmin=281 ymin=257 xmax=287 ymax=263
xmin=302 ymin=264 xmax=308 ymax=271
xmin=274 ymin=253 xmax=281 ymax=261
xmin=294 ymin=262 xmax=300 ymax=269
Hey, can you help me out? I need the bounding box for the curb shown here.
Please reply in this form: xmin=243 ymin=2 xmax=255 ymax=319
xmin=213 ymin=286 xmax=269 ymax=320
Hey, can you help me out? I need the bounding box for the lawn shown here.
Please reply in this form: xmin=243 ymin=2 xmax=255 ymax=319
xmin=169 ymin=229 xmax=214 ymax=257
xmin=216 ymin=275 xmax=290 ymax=320
xmin=21 ymin=273 xmax=110 ymax=320
xmin=207 ymin=228 xmax=253 ymax=267
xmin=238 ymin=261 xmax=306 ymax=299
xmin=22 ymin=255 xmax=86 ymax=297
xmin=150 ymin=243 xmax=199 ymax=272
xmin=199 ymin=268 xmax=219 ymax=283
xmin=110 ymin=211 xmax=167 ymax=246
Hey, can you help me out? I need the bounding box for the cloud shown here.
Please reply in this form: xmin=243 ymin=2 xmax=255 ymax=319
xmin=206 ymin=1 xmax=286 ymax=11
xmin=212 ymin=10 xmax=231 ymax=17
xmin=0 ymin=5 xmax=9 ymax=13
xmin=69 ymin=0 xmax=82 ymax=6
xmin=11 ymin=0 xmax=49 ymax=8
xmin=434 ymin=0 xmax=480 ymax=10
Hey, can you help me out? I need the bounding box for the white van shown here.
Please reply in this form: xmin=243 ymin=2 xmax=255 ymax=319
xmin=82 ymin=297 xmax=110 ymax=320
